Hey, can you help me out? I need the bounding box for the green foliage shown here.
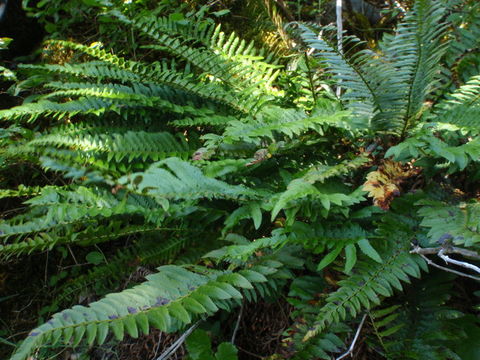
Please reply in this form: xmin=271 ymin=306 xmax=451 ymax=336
xmin=303 ymin=226 xmax=427 ymax=341
xmin=12 ymin=263 xmax=278 ymax=360
xmin=186 ymin=329 xmax=238 ymax=360
xmin=418 ymin=200 xmax=480 ymax=247
xmin=2 ymin=1 xmax=480 ymax=359
xmin=369 ymin=275 xmax=480 ymax=359
xmin=300 ymin=0 xmax=447 ymax=135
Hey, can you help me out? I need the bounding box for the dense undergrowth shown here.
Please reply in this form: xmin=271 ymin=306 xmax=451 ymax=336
xmin=1 ymin=0 xmax=480 ymax=359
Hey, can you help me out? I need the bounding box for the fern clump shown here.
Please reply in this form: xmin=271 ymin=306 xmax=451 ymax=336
xmin=1 ymin=1 xmax=480 ymax=359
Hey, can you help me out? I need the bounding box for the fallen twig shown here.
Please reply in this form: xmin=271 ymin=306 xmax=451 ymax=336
xmin=155 ymin=321 xmax=200 ymax=360
xmin=410 ymin=246 xmax=480 ymax=260
xmin=335 ymin=314 xmax=367 ymax=360
xmin=410 ymin=245 xmax=480 ymax=281
xmin=417 ymin=253 xmax=480 ymax=282
xmin=231 ymin=303 xmax=243 ymax=344
xmin=438 ymin=248 xmax=480 ymax=274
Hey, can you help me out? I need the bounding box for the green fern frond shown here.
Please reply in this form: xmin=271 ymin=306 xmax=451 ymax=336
xmin=390 ymin=0 xmax=447 ymax=136
xmin=0 ymin=223 xmax=167 ymax=259
xmin=47 ymin=40 xmax=259 ymax=113
xmin=300 ymin=0 xmax=448 ymax=135
xmin=434 ymin=74 xmax=480 ymax=133
xmin=303 ymin=232 xmax=427 ymax=341
xmin=0 ymin=186 xmax=175 ymax=256
xmin=132 ymin=15 xmax=280 ymax=90
xmin=119 ymin=157 xmax=261 ymax=202
xmin=418 ymin=199 xmax=480 ymax=247
xmin=10 ymin=263 xmax=280 ymax=360
xmin=28 ymin=130 xmax=191 ymax=163
xmin=169 ymin=115 xmax=235 ymax=128
xmin=299 ymin=26 xmax=379 ymax=127
xmin=222 ymin=106 xmax=348 ymax=145
xmin=370 ymin=274 xmax=476 ymax=360
xmin=0 ymin=98 xmax=114 ymax=123
xmin=0 ymin=185 xmax=44 ymax=199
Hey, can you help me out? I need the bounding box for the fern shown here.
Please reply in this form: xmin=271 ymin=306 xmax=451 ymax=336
xmin=418 ymin=199 xmax=480 ymax=248
xmin=3 ymin=2 xmax=480 ymax=359
xmin=369 ymin=275 xmax=477 ymax=360
xmin=300 ymin=0 xmax=447 ymax=135
xmin=10 ymin=261 xmax=284 ymax=360
xmin=119 ymin=157 xmax=261 ymax=203
xmin=434 ymin=74 xmax=480 ymax=133
xmin=303 ymin=212 xmax=427 ymax=341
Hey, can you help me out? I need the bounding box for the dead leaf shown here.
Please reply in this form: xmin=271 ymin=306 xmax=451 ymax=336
xmin=363 ymin=160 xmax=420 ymax=210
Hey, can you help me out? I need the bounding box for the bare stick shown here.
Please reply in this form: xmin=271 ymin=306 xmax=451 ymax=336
xmin=335 ymin=0 xmax=343 ymax=97
xmin=335 ymin=314 xmax=367 ymax=360
xmin=155 ymin=321 xmax=200 ymax=360
xmin=438 ymin=249 xmax=480 ymax=274
xmin=410 ymin=246 xmax=480 ymax=260
xmin=231 ymin=303 xmax=243 ymax=344
xmin=417 ymin=253 xmax=480 ymax=282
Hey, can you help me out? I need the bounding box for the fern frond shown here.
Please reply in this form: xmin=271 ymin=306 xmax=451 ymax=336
xmin=390 ymin=0 xmax=447 ymax=136
xmin=0 ymin=223 xmax=167 ymax=259
xmin=47 ymin=40 xmax=258 ymax=114
xmin=28 ymin=130 xmax=191 ymax=163
xmin=270 ymin=155 xmax=369 ymax=220
xmin=299 ymin=26 xmax=379 ymax=127
xmin=434 ymin=74 xmax=480 ymax=133
xmin=119 ymin=157 xmax=261 ymax=202
xmin=222 ymin=106 xmax=348 ymax=145
xmin=303 ymin=230 xmax=427 ymax=341
xmin=132 ymin=15 xmax=280 ymax=91
xmin=418 ymin=199 xmax=480 ymax=247
xmin=0 ymin=185 xmax=44 ymax=199
xmin=10 ymin=263 xmax=280 ymax=360
xmin=300 ymin=0 xmax=448 ymax=135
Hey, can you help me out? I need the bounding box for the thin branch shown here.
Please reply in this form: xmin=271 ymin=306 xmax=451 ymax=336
xmin=417 ymin=253 xmax=480 ymax=282
xmin=438 ymin=249 xmax=480 ymax=274
xmin=410 ymin=246 xmax=480 ymax=260
xmin=335 ymin=0 xmax=343 ymax=97
xmin=336 ymin=314 xmax=367 ymax=360
xmin=231 ymin=303 xmax=243 ymax=344
xmin=155 ymin=321 xmax=200 ymax=360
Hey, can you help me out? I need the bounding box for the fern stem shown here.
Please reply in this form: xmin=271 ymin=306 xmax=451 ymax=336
xmin=304 ymin=52 xmax=318 ymax=104
xmin=368 ymin=312 xmax=388 ymax=358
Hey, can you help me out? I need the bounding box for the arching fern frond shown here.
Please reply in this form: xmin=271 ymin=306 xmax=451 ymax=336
xmin=28 ymin=130 xmax=191 ymax=163
xmin=303 ymin=222 xmax=427 ymax=341
xmin=434 ymin=74 xmax=480 ymax=133
xmin=10 ymin=263 xmax=281 ymax=360
xmin=222 ymin=106 xmax=348 ymax=145
xmin=119 ymin=157 xmax=261 ymax=203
